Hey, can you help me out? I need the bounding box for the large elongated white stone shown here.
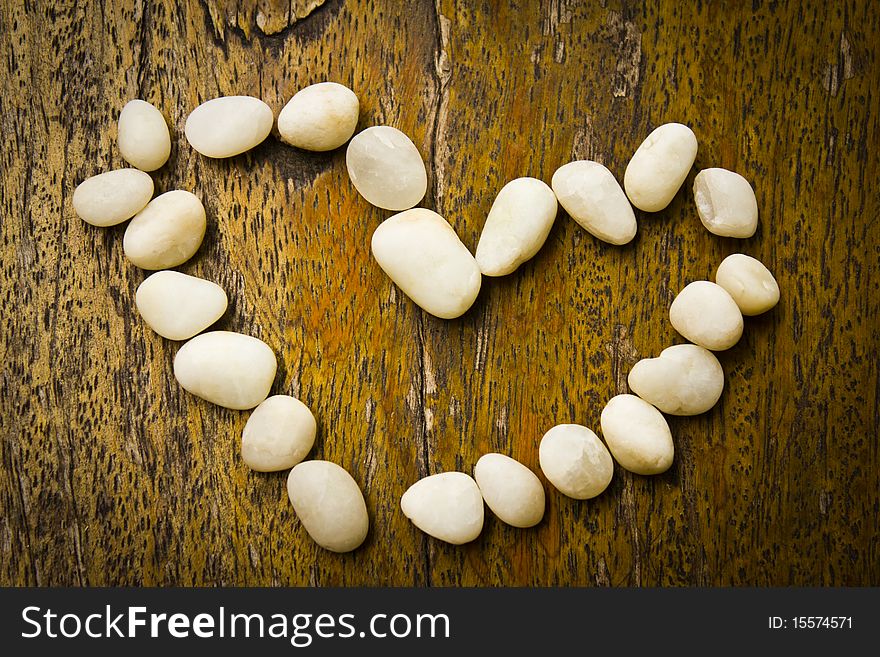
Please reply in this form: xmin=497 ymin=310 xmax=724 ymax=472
xmin=401 ymin=472 xmax=484 ymax=544
xmin=184 ymin=96 xmax=273 ymax=158
xmin=538 ymin=424 xmax=614 ymax=499
xmin=241 ymin=395 xmax=316 ymax=472
xmin=694 ymin=168 xmax=758 ymax=238
xmin=600 ymin=394 xmax=674 ymax=475
xmin=669 ymin=281 xmax=744 ymax=351
xmin=173 ymin=331 xmax=276 ymax=410
xmin=72 ymin=169 xmax=154 ymax=227
xmin=278 ymin=82 xmax=359 ymax=152
xmin=474 ymin=453 xmax=545 ymax=528
xmin=118 ymin=99 xmax=171 ymax=171
xmin=135 ymin=271 xmax=227 ymax=341
xmin=346 ymin=126 xmax=427 ymax=210
xmin=287 ymin=461 xmax=369 ymax=553
xmin=551 ymin=161 xmax=637 ymax=245
xmin=475 ymin=177 xmax=558 ymax=276
xmin=371 ymin=208 xmax=481 ymax=319
xmin=627 ymin=344 xmax=724 ymax=415
xmin=624 ymin=123 xmax=698 ymax=212
xmin=123 ymin=190 xmax=206 ymax=270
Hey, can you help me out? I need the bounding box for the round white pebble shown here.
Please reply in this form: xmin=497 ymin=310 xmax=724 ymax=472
xmin=627 ymin=344 xmax=724 ymax=415
xmin=600 ymin=394 xmax=674 ymax=475
xmin=400 ymin=472 xmax=484 ymax=545
xmin=118 ymin=99 xmax=171 ymax=171
xmin=694 ymin=168 xmax=758 ymax=238
xmin=173 ymin=331 xmax=276 ymax=410
xmin=371 ymin=208 xmax=481 ymax=319
xmin=287 ymin=461 xmax=369 ymax=553
xmin=624 ymin=122 xmax=698 ymax=212
xmin=551 ymin=161 xmax=637 ymax=245
xmin=346 ymin=125 xmax=427 ymax=210
xmin=72 ymin=169 xmax=154 ymax=227
xmin=123 ymin=190 xmax=206 ymax=270
xmin=474 ymin=453 xmax=545 ymax=528
xmin=135 ymin=271 xmax=227 ymax=341
xmin=715 ymin=253 xmax=780 ymax=315
xmin=538 ymin=424 xmax=614 ymax=499
xmin=475 ymin=177 xmax=558 ymax=276
xmin=277 ymin=82 xmax=359 ymax=152
xmin=241 ymin=395 xmax=316 ymax=472
xmin=184 ymin=96 xmax=273 ymax=158
xmin=669 ymin=281 xmax=744 ymax=351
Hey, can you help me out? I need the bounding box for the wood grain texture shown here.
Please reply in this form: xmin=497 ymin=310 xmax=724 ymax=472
xmin=1 ymin=0 xmax=877 ymax=586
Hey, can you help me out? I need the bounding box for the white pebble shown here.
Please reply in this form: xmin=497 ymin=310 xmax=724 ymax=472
xmin=694 ymin=168 xmax=758 ymax=238
xmin=715 ymin=253 xmax=780 ymax=315
xmin=669 ymin=281 xmax=744 ymax=351
xmin=551 ymin=161 xmax=637 ymax=245
xmin=277 ymin=82 xmax=359 ymax=152
xmin=346 ymin=125 xmax=427 ymax=210
xmin=627 ymin=344 xmax=724 ymax=416
xmin=538 ymin=424 xmax=614 ymax=499
xmin=600 ymin=394 xmax=674 ymax=475
xmin=371 ymin=208 xmax=481 ymax=319
xmin=173 ymin=331 xmax=276 ymax=410
xmin=624 ymin=122 xmax=698 ymax=212
xmin=287 ymin=461 xmax=369 ymax=553
xmin=123 ymin=190 xmax=206 ymax=270
xmin=117 ymin=99 xmax=171 ymax=171
xmin=241 ymin=395 xmax=316 ymax=472
xmin=400 ymin=472 xmax=484 ymax=544
xmin=135 ymin=271 xmax=227 ymax=341
xmin=473 ymin=453 xmax=545 ymax=528
xmin=184 ymin=96 xmax=273 ymax=158
xmin=475 ymin=177 xmax=558 ymax=276
xmin=72 ymin=169 xmax=154 ymax=227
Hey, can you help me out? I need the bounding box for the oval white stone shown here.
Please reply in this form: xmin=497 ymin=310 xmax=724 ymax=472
xmin=400 ymin=472 xmax=484 ymax=545
xmin=475 ymin=177 xmax=558 ymax=276
xmin=346 ymin=125 xmax=427 ymax=210
xmin=627 ymin=344 xmax=724 ymax=416
xmin=551 ymin=161 xmax=637 ymax=245
xmin=669 ymin=281 xmax=744 ymax=351
xmin=287 ymin=461 xmax=369 ymax=553
xmin=371 ymin=208 xmax=481 ymax=319
xmin=624 ymin=122 xmax=698 ymax=212
xmin=600 ymin=394 xmax=674 ymax=475
xmin=538 ymin=424 xmax=614 ymax=499
xmin=473 ymin=453 xmax=545 ymax=528
xmin=277 ymin=82 xmax=359 ymax=152
xmin=123 ymin=190 xmax=206 ymax=270
xmin=715 ymin=253 xmax=780 ymax=315
xmin=173 ymin=331 xmax=276 ymax=410
xmin=72 ymin=169 xmax=154 ymax=227
xmin=135 ymin=271 xmax=227 ymax=341
xmin=694 ymin=168 xmax=758 ymax=238
xmin=184 ymin=96 xmax=273 ymax=158
xmin=241 ymin=395 xmax=316 ymax=472
xmin=118 ymin=99 xmax=171 ymax=171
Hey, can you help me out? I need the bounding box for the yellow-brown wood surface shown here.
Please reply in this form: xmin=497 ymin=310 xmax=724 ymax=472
xmin=1 ymin=0 xmax=878 ymax=586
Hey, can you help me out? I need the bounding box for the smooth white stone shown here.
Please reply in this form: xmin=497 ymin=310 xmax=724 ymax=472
xmin=474 ymin=453 xmax=545 ymax=528
xmin=184 ymin=96 xmax=273 ymax=158
xmin=241 ymin=395 xmax=316 ymax=472
xmin=346 ymin=125 xmax=427 ymax=210
xmin=624 ymin=122 xmax=698 ymax=212
xmin=135 ymin=271 xmax=227 ymax=341
xmin=118 ymin=99 xmax=171 ymax=171
xmin=173 ymin=331 xmax=276 ymax=410
xmin=475 ymin=177 xmax=558 ymax=276
xmin=72 ymin=169 xmax=154 ymax=227
xmin=400 ymin=472 xmax=484 ymax=545
xmin=669 ymin=281 xmax=744 ymax=351
xmin=600 ymin=394 xmax=674 ymax=475
xmin=538 ymin=424 xmax=614 ymax=499
xmin=287 ymin=461 xmax=369 ymax=553
xmin=371 ymin=208 xmax=481 ymax=319
xmin=715 ymin=253 xmax=780 ymax=315
xmin=627 ymin=344 xmax=724 ymax=416
xmin=551 ymin=161 xmax=637 ymax=245
xmin=123 ymin=190 xmax=206 ymax=270
xmin=277 ymin=82 xmax=359 ymax=152
xmin=694 ymin=168 xmax=758 ymax=238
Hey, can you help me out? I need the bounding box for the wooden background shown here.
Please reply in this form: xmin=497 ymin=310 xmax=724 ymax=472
xmin=1 ymin=0 xmax=877 ymax=586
